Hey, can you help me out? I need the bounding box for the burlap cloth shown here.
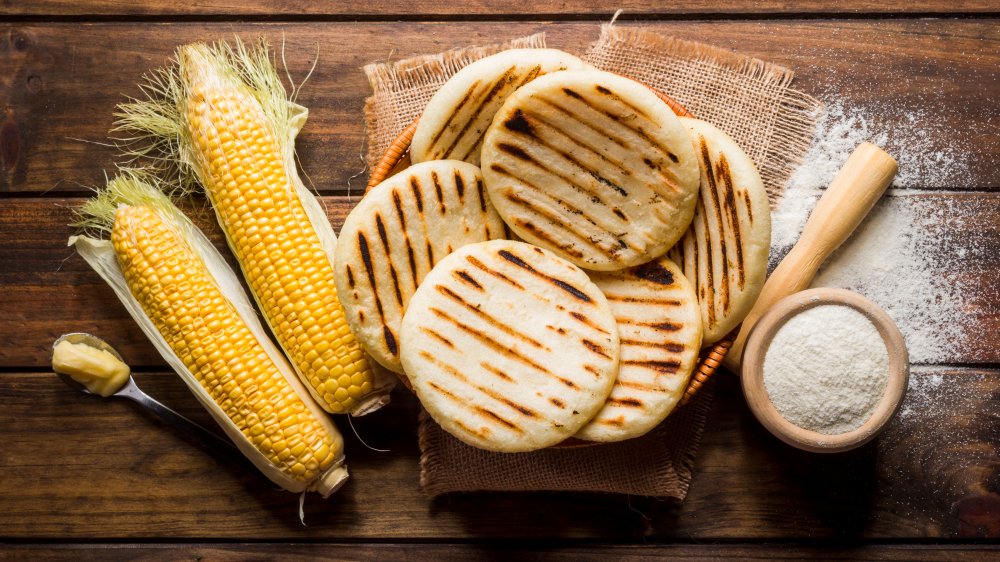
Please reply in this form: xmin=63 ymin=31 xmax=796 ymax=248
xmin=363 ymin=24 xmax=821 ymax=498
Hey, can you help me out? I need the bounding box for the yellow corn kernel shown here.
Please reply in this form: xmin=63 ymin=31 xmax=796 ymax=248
xmin=181 ymin=45 xmax=375 ymax=414
xmin=112 ymin=204 xmax=340 ymax=481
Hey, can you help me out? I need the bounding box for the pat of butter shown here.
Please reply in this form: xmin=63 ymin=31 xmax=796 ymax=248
xmin=52 ymin=340 xmax=130 ymax=397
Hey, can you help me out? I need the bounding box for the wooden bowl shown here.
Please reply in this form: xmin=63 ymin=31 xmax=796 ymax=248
xmin=741 ymin=288 xmax=909 ymax=453
xmin=366 ymin=86 xmax=737 ymax=409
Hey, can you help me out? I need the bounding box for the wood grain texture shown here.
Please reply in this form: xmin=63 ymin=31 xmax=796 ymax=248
xmin=0 ymin=367 xmax=995 ymax=539
xmin=0 ymin=20 xmax=996 ymax=195
xmin=2 ymin=192 xmax=996 ymax=370
xmin=3 ymin=1 xmax=998 ymax=17
xmin=2 ymin=543 xmax=999 ymax=561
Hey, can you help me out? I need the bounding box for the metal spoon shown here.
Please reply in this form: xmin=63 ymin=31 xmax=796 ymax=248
xmin=53 ymin=333 xmax=271 ymax=484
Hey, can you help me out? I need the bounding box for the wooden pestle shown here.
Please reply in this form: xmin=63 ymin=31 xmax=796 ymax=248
xmin=724 ymin=142 xmax=898 ymax=371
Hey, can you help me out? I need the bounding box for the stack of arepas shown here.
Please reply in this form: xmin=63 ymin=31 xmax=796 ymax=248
xmin=337 ymin=48 xmax=771 ymax=452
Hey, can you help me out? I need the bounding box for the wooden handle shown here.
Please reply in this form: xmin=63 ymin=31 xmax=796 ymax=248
xmin=725 ymin=142 xmax=898 ymax=370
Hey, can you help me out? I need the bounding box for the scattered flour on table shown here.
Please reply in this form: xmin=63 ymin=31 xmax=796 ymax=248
xmin=769 ymin=100 xmax=987 ymax=364
xmin=764 ymin=304 xmax=890 ymax=435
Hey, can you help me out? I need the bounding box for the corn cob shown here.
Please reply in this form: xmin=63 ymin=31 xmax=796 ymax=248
xmin=71 ymin=173 xmax=348 ymax=495
xmin=115 ymin=39 xmax=393 ymax=415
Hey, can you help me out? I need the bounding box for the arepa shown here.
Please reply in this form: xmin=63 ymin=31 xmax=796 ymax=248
xmin=335 ymin=160 xmax=506 ymax=373
xmin=668 ymin=117 xmax=771 ymax=344
xmin=411 ymin=49 xmax=591 ymax=166
xmin=481 ymin=69 xmax=700 ymax=271
xmin=576 ymin=257 xmax=702 ymax=442
xmin=400 ymin=240 xmax=620 ymax=452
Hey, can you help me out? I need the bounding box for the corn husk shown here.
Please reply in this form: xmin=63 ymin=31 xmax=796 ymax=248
xmin=70 ymin=173 xmax=348 ymax=496
xmin=114 ymin=38 xmax=396 ymax=415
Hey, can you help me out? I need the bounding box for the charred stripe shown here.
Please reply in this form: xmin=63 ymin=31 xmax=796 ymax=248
xmin=434 ymin=284 xmax=549 ymax=350
xmin=466 ymin=255 xmax=524 ymax=290
xmin=497 ymin=249 xmax=594 ymax=303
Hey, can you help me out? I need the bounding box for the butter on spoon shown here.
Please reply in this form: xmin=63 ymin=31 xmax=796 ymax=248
xmin=52 ymin=334 xmax=130 ymax=397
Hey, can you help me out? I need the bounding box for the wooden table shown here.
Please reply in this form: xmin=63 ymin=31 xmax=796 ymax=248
xmin=2 ymin=2 xmax=997 ymax=559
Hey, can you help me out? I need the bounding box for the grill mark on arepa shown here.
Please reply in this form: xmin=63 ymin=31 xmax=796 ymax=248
xmin=716 ymin=154 xmax=746 ymax=290
xmin=475 ymin=178 xmax=488 ymax=215
xmin=557 ymin=87 xmax=681 ymax=167
xmin=475 ymin=407 xmax=522 ymax=432
xmin=434 ymin=284 xmax=549 ymax=350
xmin=512 ymin=218 xmax=588 ymax=259
xmin=442 ymin=65 xmax=518 ymax=159
xmin=345 ymin=264 xmax=355 ymax=288
xmin=454 ymin=171 xmax=466 ymax=201
xmin=604 ymin=294 xmax=682 ymax=305
xmin=623 ymin=359 xmax=681 ymax=373
xmin=607 ymin=397 xmax=644 ymax=408
xmin=466 ymin=255 xmax=524 ymax=289
xmin=418 ymin=351 xmax=537 ymax=427
xmin=491 ymin=164 xmax=614 ymax=240
xmin=697 ymin=191 xmax=717 ymax=329
xmin=498 ymin=188 xmax=610 ymax=256
xmin=456 ymin=66 xmax=543 ymax=162
xmin=743 ymin=191 xmax=754 ymax=223
xmin=428 ymin=306 xmax=557 ymax=377
xmin=582 ymin=339 xmax=612 ymax=359
xmin=431 ymin=171 xmax=446 ymax=214
xmin=480 ymin=361 xmax=514 ymax=383
xmin=409 ymin=177 xmax=425 ymax=213
xmin=549 ymin=397 xmax=565 ymax=408
xmin=593 ymin=84 xmax=653 ymax=121
xmin=374 ymin=214 xmax=405 ymax=307
xmin=454 ymin=270 xmax=484 ymax=291
xmin=495 ymin=142 xmax=614 ymax=210
xmin=357 ymin=232 xmax=388 ymax=333
xmin=427 ymin=79 xmax=481 ymax=149
xmin=615 ymin=380 xmax=661 ymax=393
xmin=569 ymin=311 xmax=611 ymax=335
xmin=421 ymin=327 xmax=455 ymax=348
xmin=700 ymin=138 xmax=730 ymax=318
xmin=534 ymin=97 xmax=629 ymax=148
xmin=497 ymin=249 xmax=593 ymax=303
xmin=632 ymin=261 xmax=675 ymax=286
xmin=620 ymin=338 xmax=687 ymax=353
xmin=502 ymin=109 xmax=634 ymax=198
xmin=625 ymin=319 xmax=683 ymax=332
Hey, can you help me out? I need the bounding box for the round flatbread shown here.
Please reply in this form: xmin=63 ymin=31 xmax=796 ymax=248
xmin=411 ymin=49 xmax=591 ymax=166
xmin=400 ymin=239 xmax=620 ymax=452
xmin=576 ymin=257 xmax=702 ymax=442
xmin=667 ymin=118 xmax=771 ymax=344
xmin=335 ymin=160 xmax=506 ymax=373
xmin=481 ymin=69 xmax=700 ymax=271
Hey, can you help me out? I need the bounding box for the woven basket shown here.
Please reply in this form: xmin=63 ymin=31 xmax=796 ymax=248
xmin=365 ymin=88 xmax=735 ymax=409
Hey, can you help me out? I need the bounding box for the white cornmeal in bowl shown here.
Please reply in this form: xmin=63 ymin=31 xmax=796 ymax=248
xmin=763 ymin=304 xmax=889 ymax=435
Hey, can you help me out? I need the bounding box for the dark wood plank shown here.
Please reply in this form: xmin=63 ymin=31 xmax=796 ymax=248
xmin=0 ymin=20 xmax=996 ymax=195
xmin=2 ymin=543 xmax=998 ymax=561
xmin=2 ymin=192 xmax=996 ymax=369
xmin=0 ymin=367 xmax=996 ymax=539
xmin=4 ymin=1 xmax=997 ymax=17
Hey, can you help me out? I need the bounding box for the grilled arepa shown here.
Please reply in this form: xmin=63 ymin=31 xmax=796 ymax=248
xmin=480 ymin=69 xmax=700 ymax=271
xmin=335 ymin=160 xmax=506 ymax=373
xmin=577 ymin=257 xmax=702 ymax=442
xmin=668 ymin=117 xmax=771 ymax=344
xmin=400 ymin=240 xmax=620 ymax=452
xmin=411 ymin=49 xmax=591 ymax=166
